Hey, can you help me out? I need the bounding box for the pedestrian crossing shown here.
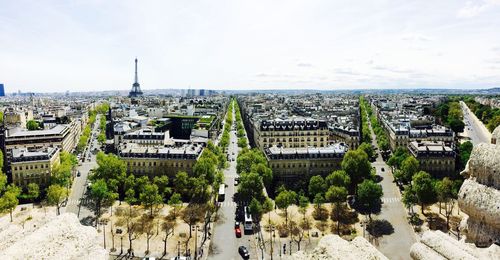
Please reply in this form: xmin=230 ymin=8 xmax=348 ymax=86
xmin=217 ymin=201 xmax=247 ymax=208
xmin=381 ymin=197 xmax=401 ymax=204
xmin=65 ymin=198 xmax=92 ymax=206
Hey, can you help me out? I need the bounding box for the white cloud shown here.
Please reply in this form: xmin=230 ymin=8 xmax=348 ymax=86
xmin=457 ymin=0 xmax=500 ymax=18
xmin=0 ymin=0 xmax=500 ymax=91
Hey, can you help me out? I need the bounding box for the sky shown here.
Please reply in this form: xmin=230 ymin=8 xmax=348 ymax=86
xmin=1 ymin=0 xmax=500 ymax=93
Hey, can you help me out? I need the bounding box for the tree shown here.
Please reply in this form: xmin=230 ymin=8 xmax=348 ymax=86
xmin=93 ymin=152 xmax=126 ymax=182
xmin=47 ymin=184 xmax=67 ymax=215
xmin=325 ymin=186 xmax=348 ymax=234
xmin=308 ymin=175 xmax=327 ymax=199
xmin=412 ymin=171 xmax=437 ymax=215
xmin=139 ymin=183 xmax=163 ymax=217
xmin=435 ymin=177 xmax=455 ymax=228
xmin=97 ymin=132 xmax=106 ymax=145
xmin=90 ymin=179 xmax=117 ymax=219
xmin=402 ymin=187 xmax=418 ymax=215
xmin=275 ymin=189 xmax=297 ymax=225
xmin=168 ymin=192 xmax=183 ymax=219
xmin=125 ymin=188 xmax=136 ymax=207
xmin=262 ymin=197 xmax=274 ymax=224
xmin=115 ymin=205 xmax=140 ymax=256
xmin=237 ymin=172 xmax=264 ymax=202
xmin=138 ymin=214 xmax=155 ymax=255
xmin=193 ymin=157 xmax=217 ymax=183
xmin=341 ymin=149 xmax=372 ymax=193
xmin=399 ymin=157 xmax=420 ymax=185
xmin=182 ymin=204 xmax=205 ymax=238
xmin=161 ymin=219 xmax=175 ymax=256
xmin=250 ymin=163 xmax=273 ymax=189
xmin=289 ymin=220 xmax=305 ymax=251
xmin=0 ymin=185 xmax=21 ymax=222
xmin=326 ymin=170 xmax=350 ymax=188
xmin=27 ymin=183 xmax=40 ymax=205
xmin=357 ymin=180 xmax=383 ymax=220
xmin=153 ymin=175 xmax=171 ymax=200
xmin=26 ymin=120 xmax=40 ymax=130
xmin=174 ymin=171 xmax=190 ymax=199
xmin=298 ymin=195 xmax=309 ymax=221
xmin=387 ymin=147 xmax=409 ymax=169
xmin=358 ymin=142 xmax=375 ymax=160
xmin=249 ymin=198 xmax=263 ymax=221
xmin=448 ymin=118 xmax=465 ymax=133
xmin=459 ymin=141 xmax=473 ymax=169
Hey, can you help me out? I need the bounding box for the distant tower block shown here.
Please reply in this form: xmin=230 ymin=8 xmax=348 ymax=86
xmin=128 ymin=58 xmax=143 ymax=98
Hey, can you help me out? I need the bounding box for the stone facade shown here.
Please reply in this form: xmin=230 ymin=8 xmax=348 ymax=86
xmin=291 ymin=234 xmax=388 ymax=260
xmin=410 ymin=230 xmax=499 ymax=260
xmin=458 ymin=125 xmax=500 ymax=247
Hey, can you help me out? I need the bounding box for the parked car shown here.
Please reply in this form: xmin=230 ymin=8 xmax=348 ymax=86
xmin=77 ymin=171 xmax=81 ymax=177
xmin=238 ymin=246 xmax=250 ymax=259
xmin=234 ymin=178 xmax=239 ymax=186
xmin=235 ymin=221 xmax=240 ymax=228
xmin=235 ymin=227 xmax=242 ymax=238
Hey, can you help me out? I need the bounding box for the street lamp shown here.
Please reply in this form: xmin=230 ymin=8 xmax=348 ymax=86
xmin=192 ymin=225 xmax=200 ymax=259
xmin=98 ymin=218 xmax=109 ymax=249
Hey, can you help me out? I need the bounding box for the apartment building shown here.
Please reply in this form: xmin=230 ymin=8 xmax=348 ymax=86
xmin=408 ymin=141 xmax=455 ymax=177
xmin=255 ymin=118 xmax=329 ymax=149
xmin=265 ymin=143 xmax=347 ymax=182
xmin=10 ymin=146 xmax=60 ymax=188
xmin=123 ymin=128 xmax=170 ymax=146
xmin=119 ymin=142 xmax=203 ymax=177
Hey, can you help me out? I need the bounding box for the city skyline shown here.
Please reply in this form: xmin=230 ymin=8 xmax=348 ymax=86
xmin=1 ymin=0 xmax=500 ymax=92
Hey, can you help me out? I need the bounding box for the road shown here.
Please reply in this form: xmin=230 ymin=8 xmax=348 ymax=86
xmin=367 ymin=113 xmax=416 ymax=260
xmin=209 ymin=105 xmax=257 ymax=260
xmin=460 ymin=101 xmax=491 ymax=145
xmin=65 ymin=114 xmax=101 ymax=226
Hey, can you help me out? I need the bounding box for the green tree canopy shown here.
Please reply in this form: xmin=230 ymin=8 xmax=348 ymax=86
xmin=357 ymin=180 xmax=383 ymax=220
xmin=237 ymin=172 xmax=264 ymax=202
xmin=341 ymin=149 xmax=372 ymax=193
xmin=308 ymin=175 xmax=327 ymax=199
xmin=326 ymin=170 xmax=350 ymax=189
xmin=139 ymin=183 xmax=163 ymax=217
xmin=275 ymin=189 xmax=297 ymax=225
xmin=412 ymin=171 xmax=437 ymax=215
xmin=26 ymin=120 xmax=40 ymax=130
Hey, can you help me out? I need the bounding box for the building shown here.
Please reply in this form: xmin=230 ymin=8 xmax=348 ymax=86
xmin=265 ymin=143 xmax=348 ymax=182
xmin=10 ymin=147 xmax=60 ymax=188
xmin=0 ymin=83 xmax=5 ymax=97
xmin=408 ymin=141 xmax=455 ymax=177
xmin=123 ymin=128 xmax=170 ymax=146
xmin=5 ymin=124 xmax=78 ymax=153
xmin=118 ymin=142 xmax=203 ymax=177
xmin=255 ymin=118 xmax=329 ymax=149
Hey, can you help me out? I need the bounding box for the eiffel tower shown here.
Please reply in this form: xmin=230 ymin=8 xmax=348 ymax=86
xmin=129 ymin=58 xmax=143 ymax=97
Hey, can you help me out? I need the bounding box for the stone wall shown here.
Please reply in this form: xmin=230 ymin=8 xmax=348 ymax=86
xmin=410 ymin=230 xmax=499 ymax=260
xmin=458 ymin=125 xmax=500 ymax=246
xmin=290 ymin=235 xmax=388 ymax=260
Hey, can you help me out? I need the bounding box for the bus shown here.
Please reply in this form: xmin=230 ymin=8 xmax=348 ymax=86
xmin=243 ymin=206 xmax=253 ymax=232
xmin=218 ymin=184 xmax=225 ymax=202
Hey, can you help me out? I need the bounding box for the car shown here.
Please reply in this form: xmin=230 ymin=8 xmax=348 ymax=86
xmin=235 ymin=221 xmax=240 ymax=228
xmin=238 ymin=246 xmax=250 ymax=259
xmin=235 ymin=227 xmax=242 ymax=238
xmin=381 ymin=167 xmax=385 ymax=172
xmin=77 ymin=171 xmax=81 ymax=177
xmin=234 ymin=177 xmax=240 ymax=186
